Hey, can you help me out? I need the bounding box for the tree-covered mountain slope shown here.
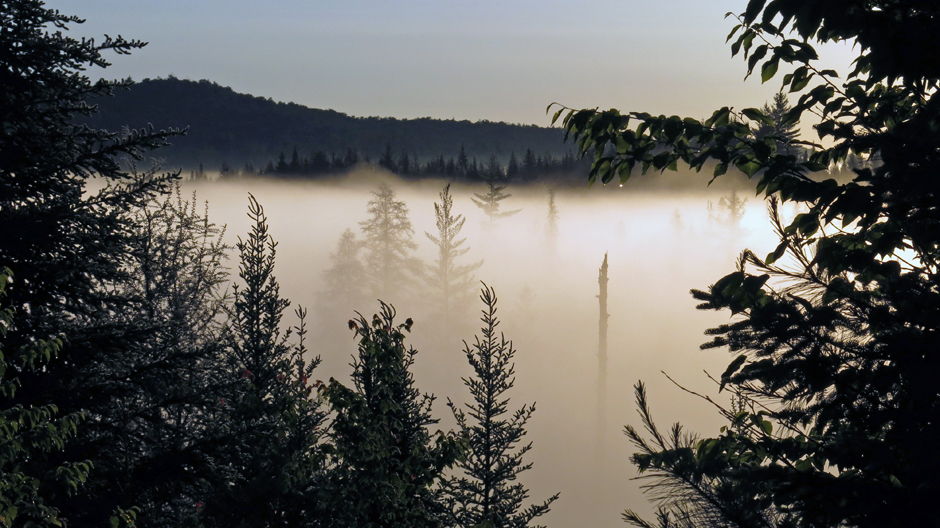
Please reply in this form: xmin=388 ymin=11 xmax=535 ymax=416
xmin=83 ymin=77 xmax=569 ymax=172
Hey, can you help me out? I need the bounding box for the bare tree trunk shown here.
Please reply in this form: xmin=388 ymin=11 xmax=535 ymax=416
xmin=596 ymin=253 xmax=609 ymax=461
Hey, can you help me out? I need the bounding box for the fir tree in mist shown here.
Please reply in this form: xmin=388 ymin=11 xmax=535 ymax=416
xmin=457 ymin=145 xmax=470 ymax=175
xmin=546 ymin=187 xmax=559 ymax=244
xmin=398 ymin=150 xmax=413 ymax=176
xmin=190 ymin=162 xmax=207 ymax=181
xmin=425 ymin=184 xmax=483 ymax=337
xmin=275 ymin=152 xmax=289 ymax=174
xmin=230 ymin=194 xmax=291 ymax=403
xmin=719 ymin=190 xmax=746 ymax=227
xmin=219 ymin=160 xmax=237 ymax=179
xmin=756 ymin=91 xmax=799 ymax=156
xmin=522 ymin=149 xmax=537 ymax=176
xmin=321 ymin=227 xmax=368 ymax=320
xmin=472 ymin=177 xmax=521 ymax=226
xmin=445 ymin=285 xmax=558 ymax=528
xmin=360 ymin=183 xmax=422 ymax=303
xmin=380 ymin=142 xmax=397 ymax=172
xmin=507 ymin=152 xmax=520 ymax=179
xmin=708 ymin=189 xmax=746 ymax=237
xmin=207 ymin=194 xmax=326 ymax=528
xmin=484 ymin=154 xmax=505 ymax=180
xmin=321 ymin=305 xmax=462 ymax=528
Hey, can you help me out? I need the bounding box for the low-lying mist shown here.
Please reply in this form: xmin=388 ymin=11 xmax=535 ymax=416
xmin=183 ymin=167 xmax=782 ymax=528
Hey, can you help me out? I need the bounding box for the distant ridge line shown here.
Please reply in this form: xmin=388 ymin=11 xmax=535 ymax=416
xmin=83 ymin=77 xmax=572 ymax=172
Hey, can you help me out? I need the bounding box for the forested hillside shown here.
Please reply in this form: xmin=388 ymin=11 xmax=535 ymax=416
xmin=83 ymin=77 xmax=573 ymax=175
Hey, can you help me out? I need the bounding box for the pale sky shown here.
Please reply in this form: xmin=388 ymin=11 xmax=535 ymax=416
xmin=53 ymin=0 xmax=856 ymax=126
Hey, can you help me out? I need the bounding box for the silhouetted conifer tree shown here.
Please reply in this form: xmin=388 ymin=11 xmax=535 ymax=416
xmin=229 ymin=195 xmax=290 ymax=395
xmin=289 ymin=146 xmax=302 ymax=173
xmin=522 ymin=149 xmax=537 ymax=174
xmin=546 ymin=187 xmax=559 ymax=243
xmin=321 ymin=305 xmax=462 ymax=528
xmin=425 ymin=184 xmax=483 ymax=336
xmin=321 ymin=228 xmax=368 ymax=316
xmin=507 ymin=152 xmax=520 ymax=180
xmin=219 ymin=160 xmax=236 ymax=179
xmin=457 ymin=145 xmax=470 ymax=176
xmin=466 ymin=158 xmax=481 ymax=181
xmin=380 ymin=142 xmax=397 ymax=172
xmin=343 ymin=148 xmax=360 ymax=169
xmin=190 ymin=162 xmax=207 ymax=181
xmin=757 ymin=91 xmax=799 ymax=155
xmin=708 ymin=189 xmax=747 ymax=237
xmin=472 ymin=178 xmax=521 ymax=226
xmin=310 ymin=150 xmax=331 ymax=174
xmin=360 ymin=183 xmax=421 ymax=303
xmin=445 ymin=285 xmax=558 ymax=528
xmin=485 ymin=154 xmax=504 ymax=180
xmin=207 ymin=195 xmax=326 ymax=528
xmin=398 ymin=150 xmax=412 ymax=175
xmin=621 ymin=381 xmax=776 ymax=528
xmin=275 ymin=152 xmax=289 ymax=174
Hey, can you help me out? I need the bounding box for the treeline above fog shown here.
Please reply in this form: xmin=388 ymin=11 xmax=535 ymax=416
xmin=82 ymin=77 xmax=583 ymax=181
xmin=201 ymin=142 xmax=589 ymax=186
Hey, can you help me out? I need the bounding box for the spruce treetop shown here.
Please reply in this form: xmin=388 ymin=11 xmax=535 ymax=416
xmin=322 ymin=303 xmax=462 ymax=528
xmin=446 ymin=285 xmax=558 ymax=528
xmin=360 ymin=183 xmax=421 ymax=302
xmin=425 ymin=184 xmax=483 ymax=335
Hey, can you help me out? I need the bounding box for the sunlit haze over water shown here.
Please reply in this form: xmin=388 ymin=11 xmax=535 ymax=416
xmin=168 ymin=169 xmax=786 ymax=527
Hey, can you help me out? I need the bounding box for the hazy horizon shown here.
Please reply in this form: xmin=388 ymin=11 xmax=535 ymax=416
xmin=54 ymin=0 xmax=856 ymax=128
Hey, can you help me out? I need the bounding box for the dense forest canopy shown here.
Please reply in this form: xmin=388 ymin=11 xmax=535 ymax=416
xmin=81 ymin=77 xmax=573 ymax=173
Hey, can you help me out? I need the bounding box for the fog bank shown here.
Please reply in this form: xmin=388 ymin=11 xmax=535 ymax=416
xmin=182 ymin=168 xmax=780 ymax=528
